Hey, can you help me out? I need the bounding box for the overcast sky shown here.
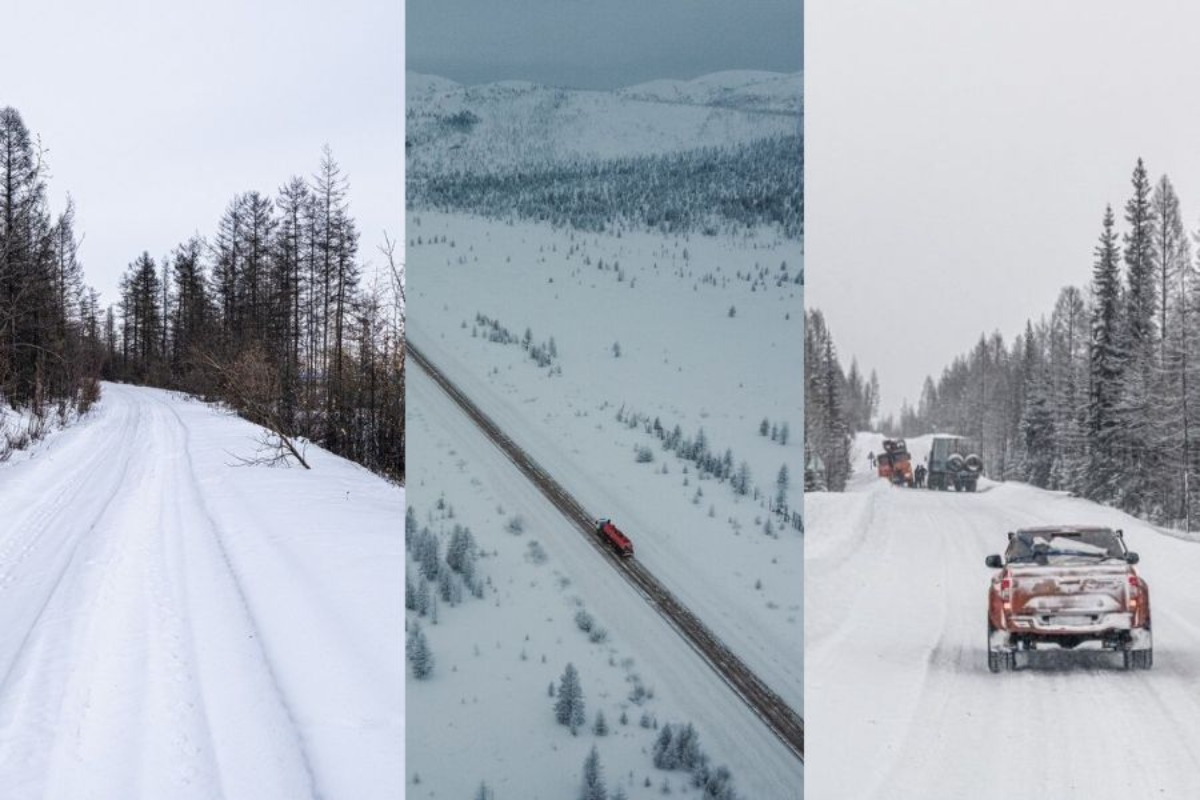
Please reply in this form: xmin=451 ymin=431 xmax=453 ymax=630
xmin=807 ymin=1 xmax=1200 ymax=417
xmin=1 ymin=0 xmax=401 ymax=307
xmin=408 ymin=0 xmax=803 ymax=89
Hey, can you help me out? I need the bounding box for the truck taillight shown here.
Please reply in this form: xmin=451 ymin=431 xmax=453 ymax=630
xmin=1128 ymin=575 xmax=1139 ymax=608
xmin=999 ymin=572 xmax=1013 ymax=613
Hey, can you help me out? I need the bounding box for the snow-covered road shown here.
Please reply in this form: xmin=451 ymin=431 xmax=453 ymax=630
xmin=806 ymin=433 xmax=1200 ymax=798
xmin=0 ymin=383 xmax=404 ymax=800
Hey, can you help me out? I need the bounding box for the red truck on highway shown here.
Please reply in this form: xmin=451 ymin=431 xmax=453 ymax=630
xmin=596 ymin=518 xmax=634 ymax=558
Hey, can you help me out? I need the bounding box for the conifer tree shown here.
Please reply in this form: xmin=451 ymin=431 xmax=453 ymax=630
xmin=407 ymin=622 xmax=433 ymax=679
xmin=555 ymin=662 xmax=586 ymax=734
xmin=1088 ymin=204 xmax=1125 ymax=499
xmin=579 ymin=745 xmax=607 ymax=800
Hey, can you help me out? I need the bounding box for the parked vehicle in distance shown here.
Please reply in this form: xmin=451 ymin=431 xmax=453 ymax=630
xmin=596 ymin=518 xmax=634 ymax=558
xmin=985 ymin=526 xmax=1151 ymax=672
xmin=926 ymin=434 xmax=983 ymax=491
xmin=877 ymin=438 xmax=914 ymax=487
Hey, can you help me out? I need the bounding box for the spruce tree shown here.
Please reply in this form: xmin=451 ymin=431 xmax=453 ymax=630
xmin=652 ymin=723 xmax=675 ymax=768
xmin=1088 ymin=204 xmax=1125 ymax=500
xmin=579 ymin=745 xmax=607 ymax=800
xmin=555 ymin=663 xmax=586 ymax=734
xmin=407 ymin=622 xmax=433 ymax=679
xmin=1119 ymin=159 xmax=1160 ymax=513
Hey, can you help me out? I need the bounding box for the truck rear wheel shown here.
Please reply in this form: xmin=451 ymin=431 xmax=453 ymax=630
xmin=988 ymin=624 xmax=1015 ymax=673
xmin=988 ymin=649 xmax=1015 ymax=673
xmin=1124 ymin=648 xmax=1153 ymax=670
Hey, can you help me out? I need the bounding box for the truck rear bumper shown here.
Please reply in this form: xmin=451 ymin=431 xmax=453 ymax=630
xmin=991 ymin=617 xmax=1151 ymax=652
xmin=1009 ymin=611 xmax=1133 ymax=635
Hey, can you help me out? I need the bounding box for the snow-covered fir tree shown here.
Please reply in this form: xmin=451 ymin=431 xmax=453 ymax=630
xmin=407 ymin=622 xmax=433 ymax=679
xmin=554 ymin=662 xmax=586 ymax=734
xmin=579 ymin=745 xmax=607 ymax=800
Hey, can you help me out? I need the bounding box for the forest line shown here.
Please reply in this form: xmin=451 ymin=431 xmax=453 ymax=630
xmin=808 ymin=158 xmax=1200 ymax=530
xmin=0 ymin=106 xmax=404 ymax=481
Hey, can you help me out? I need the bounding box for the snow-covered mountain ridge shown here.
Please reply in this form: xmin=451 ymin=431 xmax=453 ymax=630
xmin=406 ymin=70 xmax=801 ymax=175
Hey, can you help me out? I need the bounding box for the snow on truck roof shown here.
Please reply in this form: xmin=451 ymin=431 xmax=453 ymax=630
xmin=1014 ymin=525 xmax=1116 ymax=534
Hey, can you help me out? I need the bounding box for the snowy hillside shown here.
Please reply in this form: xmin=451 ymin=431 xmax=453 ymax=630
xmin=407 ymin=367 xmax=799 ymax=800
xmin=0 ymin=383 xmax=404 ymax=800
xmin=406 ymin=211 xmax=802 ymax=794
xmin=407 ymin=63 xmax=802 ymax=797
xmin=619 ymin=71 xmax=803 ymax=114
xmin=806 ymin=432 xmax=1200 ymax=798
xmin=410 ymin=211 xmax=803 ymax=702
xmin=405 ymin=70 xmax=801 ymax=175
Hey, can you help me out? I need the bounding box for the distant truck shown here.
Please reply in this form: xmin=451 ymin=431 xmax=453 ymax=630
xmin=926 ymin=434 xmax=983 ymax=492
xmin=596 ymin=518 xmax=634 ymax=558
xmin=877 ymin=438 xmax=914 ymax=487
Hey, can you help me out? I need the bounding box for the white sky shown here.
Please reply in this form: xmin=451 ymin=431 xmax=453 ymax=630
xmin=408 ymin=0 xmax=802 ymax=89
xmin=1 ymin=0 xmax=401 ymax=307
xmin=806 ymin=1 xmax=1200 ymax=416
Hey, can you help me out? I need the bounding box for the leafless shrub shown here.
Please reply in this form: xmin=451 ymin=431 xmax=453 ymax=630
xmin=198 ymin=347 xmax=310 ymax=469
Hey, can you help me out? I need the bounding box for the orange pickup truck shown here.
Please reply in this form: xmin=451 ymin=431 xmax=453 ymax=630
xmin=985 ymin=526 xmax=1151 ymax=672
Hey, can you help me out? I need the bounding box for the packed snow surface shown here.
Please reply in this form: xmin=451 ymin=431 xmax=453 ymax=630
xmin=407 ymin=366 xmax=800 ymax=799
xmin=806 ymin=432 xmax=1200 ymax=798
xmin=0 ymin=383 xmax=404 ymax=800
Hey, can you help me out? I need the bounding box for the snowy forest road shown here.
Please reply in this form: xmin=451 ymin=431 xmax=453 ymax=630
xmin=0 ymin=383 xmax=404 ymax=800
xmin=806 ymin=433 xmax=1200 ymax=799
xmin=410 ymin=343 xmax=805 ymax=762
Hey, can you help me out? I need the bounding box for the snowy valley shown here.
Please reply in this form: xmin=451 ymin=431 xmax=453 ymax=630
xmin=406 ymin=70 xmax=803 ymax=798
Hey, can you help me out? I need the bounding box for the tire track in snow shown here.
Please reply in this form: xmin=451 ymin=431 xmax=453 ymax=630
xmin=0 ymin=395 xmax=146 ymax=795
xmin=0 ymin=385 xmax=320 ymax=799
xmin=812 ymin=474 xmax=1200 ymax=798
xmin=154 ymin=388 xmax=321 ymax=799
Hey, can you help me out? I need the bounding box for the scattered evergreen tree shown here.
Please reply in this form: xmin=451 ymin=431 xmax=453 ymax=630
xmin=555 ymin=663 xmax=586 ymax=734
xmin=407 ymin=622 xmax=433 ymax=679
xmin=580 ymin=745 xmax=607 ymax=800
xmin=652 ymin=724 xmax=676 ymax=768
xmin=733 ymin=461 xmax=751 ymax=496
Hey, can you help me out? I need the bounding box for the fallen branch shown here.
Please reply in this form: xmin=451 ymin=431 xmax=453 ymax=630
xmin=196 ymin=349 xmax=311 ymax=469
